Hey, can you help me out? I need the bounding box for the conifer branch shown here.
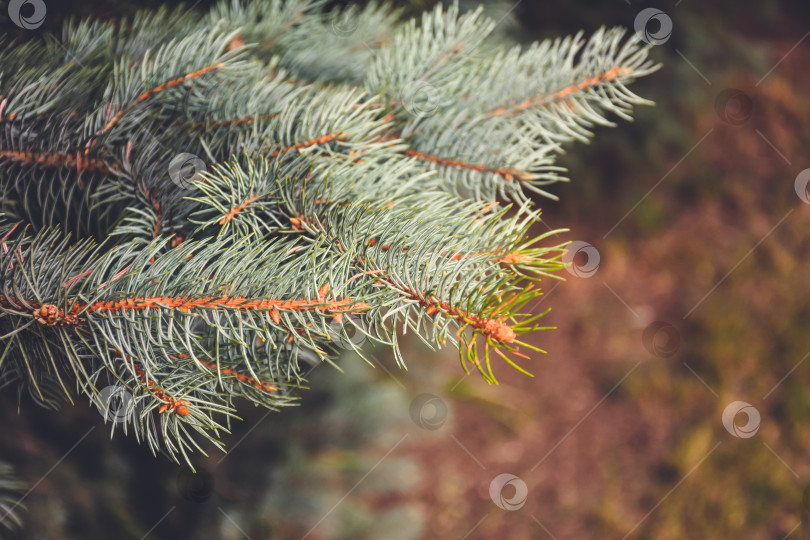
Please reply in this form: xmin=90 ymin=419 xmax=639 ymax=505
xmin=0 ymin=0 xmax=657 ymax=463
xmin=485 ymin=65 xmax=636 ymax=116
xmin=83 ymin=61 xmax=228 ymax=153
xmin=404 ymin=149 xmax=531 ymax=182
xmin=0 ymin=150 xmax=117 ymax=175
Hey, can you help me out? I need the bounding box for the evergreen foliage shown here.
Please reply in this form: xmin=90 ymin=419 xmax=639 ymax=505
xmin=0 ymin=461 xmax=24 ymax=531
xmin=0 ymin=0 xmax=657 ymax=464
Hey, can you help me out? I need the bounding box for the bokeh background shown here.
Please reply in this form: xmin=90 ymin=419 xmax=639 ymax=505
xmin=2 ymin=0 xmax=810 ymax=538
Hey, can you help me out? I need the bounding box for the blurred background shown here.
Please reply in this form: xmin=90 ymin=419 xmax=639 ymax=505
xmin=2 ymin=0 xmax=810 ymax=538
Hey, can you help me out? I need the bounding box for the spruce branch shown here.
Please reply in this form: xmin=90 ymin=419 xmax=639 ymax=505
xmin=0 ymin=0 xmax=658 ymax=463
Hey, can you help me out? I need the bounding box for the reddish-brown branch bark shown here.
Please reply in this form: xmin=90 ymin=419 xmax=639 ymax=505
xmin=486 ymin=66 xmax=634 ymax=116
xmin=198 ymin=113 xmax=278 ymax=129
xmin=268 ymin=131 xmax=347 ymax=158
xmin=352 ymin=255 xmax=517 ymax=344
xmin=366 ymin=238 xmax=534 ymax=265
xmin=84 ymin=61 xmax=226 ymax=153
xmin=404 ymin=149 xmax=530 ymax=182
xmin=111 ymin=350 xmax=190 ymax=416
xmin=0 ymin=150 xmax=116 ymax=175
xmin=0 ymin=288 xmax=369 ymax=324
xmin=172 ymin=353 xmax=277 ymax=393
xmin=219 ymin=194 xmax=261 ymax=224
